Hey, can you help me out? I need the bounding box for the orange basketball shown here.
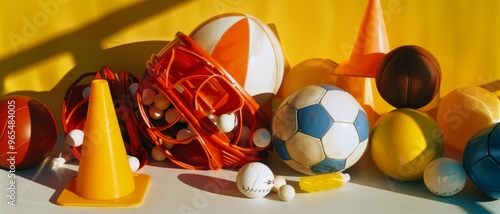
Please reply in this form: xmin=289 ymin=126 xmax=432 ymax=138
xmin=0 ymin=95 xmax=57 ymax=169
xmin=376 ymin=45 xmax=441 ymax=109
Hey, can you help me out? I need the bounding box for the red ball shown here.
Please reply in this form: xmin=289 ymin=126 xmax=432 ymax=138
xmin=375 ymin=45 xmax=441 ymax=109
xmin=0 ymin=95 xmax=57 ymax=169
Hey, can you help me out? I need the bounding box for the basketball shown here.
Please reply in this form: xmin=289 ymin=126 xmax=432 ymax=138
xmin=437 ymin=87 xmax=500 ymax=154
xmin=279 ymin=58 xmax=338 ymax=99
xmin=0 ymin=95 xmax=57 ymax=169
xmin=189 ymin=13 xmax=285 ymax=107
xmin=375 ymin=45 xmax=441 ymax=109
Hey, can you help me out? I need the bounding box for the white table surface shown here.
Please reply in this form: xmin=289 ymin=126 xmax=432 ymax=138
xmin=1 ymin=135 xmax=499 ymax=214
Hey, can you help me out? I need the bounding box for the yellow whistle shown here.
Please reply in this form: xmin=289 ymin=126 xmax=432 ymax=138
xmin=299 ymin=172 xmax=350 ymax=192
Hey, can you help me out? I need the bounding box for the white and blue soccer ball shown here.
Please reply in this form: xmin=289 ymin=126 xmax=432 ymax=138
xmin=272 ymin=84 xmax=369 ymax=175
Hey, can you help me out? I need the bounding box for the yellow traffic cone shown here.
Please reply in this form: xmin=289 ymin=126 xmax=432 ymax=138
xmin=334 ymin=0 xmax=390 ymax=77
xmin=57 ymin=79 xmax=150 ymax=207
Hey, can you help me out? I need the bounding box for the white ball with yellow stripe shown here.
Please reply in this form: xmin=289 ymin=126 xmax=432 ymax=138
xmin=189 ymin=13 xmax=285 ymax=107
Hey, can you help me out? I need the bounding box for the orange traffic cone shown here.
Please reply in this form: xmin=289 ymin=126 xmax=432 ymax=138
xmin=57 ymin=79 xmax=150 ymax=207
xmin=334 ymin=0 xmax=390 ymax=77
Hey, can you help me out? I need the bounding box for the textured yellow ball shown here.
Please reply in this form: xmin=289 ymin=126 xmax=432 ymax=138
xmin=279 ymin=58 xmax=338 ymax=99
xmin=437 ymin=87 xmax=500 ymax=154
xmin=370 ymin=108 xmax=444 ymax=181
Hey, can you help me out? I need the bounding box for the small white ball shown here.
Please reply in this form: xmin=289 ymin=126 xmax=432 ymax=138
xmin=51 ymin=157 xmax=66 ymax=167
xmin=148 ymin=105 xmax=164 ymax=120
xmin=217 ymin=113 xmax=237 ymax=133
xmin=66 ymin=129 xmax=84 ymax=147
xmin=129 ymin=83 xmax=139 ymax=96
xmin=151 ymin=146 xmax=167 ymax=161
xmin=272 ymin=175 xmax=287 ymax=193
xmin=236 ymin=162 xmax=274 ymax=199
xmin=128 ymin=155 xmax=140 ymax=172
xmin=423 ymin=157 xmax=466 ymax=197
xmin=142 ymin=88 xmax=156 ymax=105
xmin=177 ymin=128 xmax=194 ymax=144
xmin=252 ymin=128 xmax=272 ymax=148
xmin=154 ymin=93 xmax=170 ymax=110
xmin=82 ymin=86 xmax=91 ymax=99
xmin=278 ymin=184 xmax=295 ymax=202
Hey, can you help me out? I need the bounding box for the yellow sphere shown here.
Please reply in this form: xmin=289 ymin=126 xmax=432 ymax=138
xmin=279 ymin=58 xmax=338 ymax=99
xmin=370 ymin=108 xmax=444 ymax=181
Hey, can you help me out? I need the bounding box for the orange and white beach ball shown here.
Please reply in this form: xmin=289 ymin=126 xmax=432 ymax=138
xmin=189 ymin=13 xmax=285 ymax=107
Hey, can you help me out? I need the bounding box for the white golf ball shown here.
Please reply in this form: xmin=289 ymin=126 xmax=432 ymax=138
xmin=66 ymin=129 xmax=84 ymax=147
xmin=128 ymin=155 xmax=140 ymax=172
xmin=217 ymin=113 xmax=237 ymax=133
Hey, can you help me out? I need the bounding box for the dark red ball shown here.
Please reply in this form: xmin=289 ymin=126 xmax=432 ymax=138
xmin=0 ymin=95 xmax=57 ymax=169
xmin=375 ymin=45 xmax=441 ymax=109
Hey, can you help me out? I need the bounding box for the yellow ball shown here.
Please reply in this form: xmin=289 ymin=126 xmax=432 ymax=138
xmin=437 ymin=87 xmax=500 ymax=154
xmin=370 ymin=108 xmax=444 ymax=181
xmin=279 ymin=58 xmax=338 ymax=99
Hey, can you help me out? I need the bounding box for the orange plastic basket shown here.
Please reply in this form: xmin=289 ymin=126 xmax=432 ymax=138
xmin=137 ymin=32 xmax=272 ymax=170
xmin=62 ymin=67 xmax=148 ymax=170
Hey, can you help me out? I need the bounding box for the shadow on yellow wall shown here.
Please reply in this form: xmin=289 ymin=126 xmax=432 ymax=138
xmin=0 ymin=1 xmax=184 ymax=131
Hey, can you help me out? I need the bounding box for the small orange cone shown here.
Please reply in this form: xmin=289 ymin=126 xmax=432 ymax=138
xmin=334 ymin=0 xmax=390 ymax=77
xmin=57 ymin=79 xmax=150 ymax=207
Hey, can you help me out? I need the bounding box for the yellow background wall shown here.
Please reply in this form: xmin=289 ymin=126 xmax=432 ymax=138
xmin=1 ymin=0 xmax=500 ymax=131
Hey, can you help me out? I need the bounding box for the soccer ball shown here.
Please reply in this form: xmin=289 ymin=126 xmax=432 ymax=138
xmin=423 ymin=157 xmax=466 ymax=197
xmin=463 ymin=122 xmax=500 ymax=199
xmin=272 ymin=84 xmax=370 ymax=175
xmin=236 ymin=162 xmax=274 ymax=199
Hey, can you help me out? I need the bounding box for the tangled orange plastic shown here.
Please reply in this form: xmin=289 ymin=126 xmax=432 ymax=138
xmin=62 ymin=67 xmax=148 ymax=170
xmin=136 ymin=32 xmax=272 ymax=170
